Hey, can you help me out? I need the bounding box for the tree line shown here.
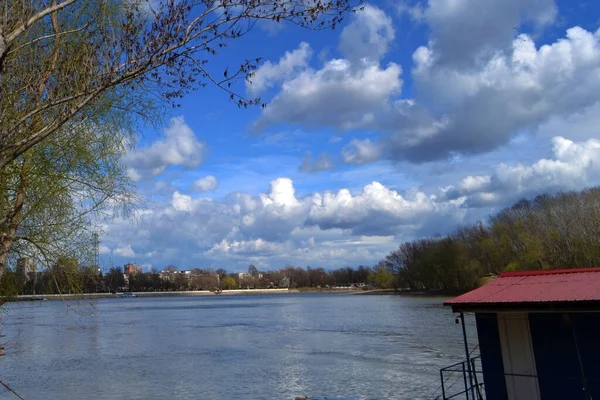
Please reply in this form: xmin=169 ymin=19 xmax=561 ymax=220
xmin=381 ymin=187 xmax=600 ymax=293
xmin=1 ymin=261 xmax=393 ymax=296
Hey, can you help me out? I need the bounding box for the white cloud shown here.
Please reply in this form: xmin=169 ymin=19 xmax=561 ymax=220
xmin=253 ymin=5 xmax=401 ymax=133
xmin=307 ymin=182 xmax=464 ymax=235
xmin=259 ymin=177 xmax=301 ymax=208
xmin=252 ymin=2 xmax=600 ymax=165
xmin=386 ymin=26 xmax=600 ymax=162
xmin=101 ymin=177 xmax=466 ymax=269
xmin=125 ymin=116 xmax=205 ymax=180
xmin=339 ymin=4 xmax=395 ymax=63
xmin=247 ymin=42 xmax=312 ymax=95
xmin=114 ymin=245 xmax=135 ymax=258
xmin=171 ymin=191 xmax=194 ymax=212
xmin=191 ymin=175 xmax=219 ymax=193
xmin=537 ymin=101 xmax=600 ymax=141
xmin=342 ymin=139 xmax=382 ymax=165
xmin=441 ymin=136 xmax=600 ymax=207
xmin=299 ymin=151 xmax=333 ymax=172
xmin=421 ymin=0 xmax=556 ymax=68
xmin=254 ymin=59 xmax=402 ymax=132
xmin=396 ymin=1 xmax=425 ymax=22
xmin=102 ymin=132 xmax=600 ymax=270
xmin=206 ymin=238 xmax=285 ymax=257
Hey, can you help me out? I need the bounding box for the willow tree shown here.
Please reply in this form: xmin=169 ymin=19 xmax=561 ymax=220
xmin=0 ymin=113 xmax=134 ymax=283
xmin=0 ymin=0 xmax=359 ymax=279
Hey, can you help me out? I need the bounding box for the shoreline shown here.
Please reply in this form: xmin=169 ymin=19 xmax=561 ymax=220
xmin=4 ymin=288 xmax=457 ymax=302
xmin=6 ymin=288 xmax=358 ymax=302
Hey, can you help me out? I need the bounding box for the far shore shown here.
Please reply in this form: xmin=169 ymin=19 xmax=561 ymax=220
xmin=4 ymin=287 xmax=457 ymax=302
xmin=6 ymin=288 xmax=357 ymax=302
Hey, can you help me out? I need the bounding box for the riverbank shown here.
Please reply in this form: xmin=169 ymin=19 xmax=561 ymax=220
xmin=6 ymin=288 xmax=366 ymax=302
xmin=4 ymin=287 xmax=459 ymax=302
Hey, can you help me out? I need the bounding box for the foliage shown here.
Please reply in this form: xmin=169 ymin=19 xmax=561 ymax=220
xmin=0 ymin=112 xmax=135 ymax=282
xmin=368 ymin=267 xmax=394 ymax=289
xmin=0 ymin=269 xmax=20 ymax=297
xmin=221 ymin=276 xmax=237 ymax=290
xmin=105 ymin=267 xmax=126 ymax=292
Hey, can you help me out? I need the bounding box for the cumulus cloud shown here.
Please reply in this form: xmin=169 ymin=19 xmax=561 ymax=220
xmin=307 ymin=182 xmax=464 ymax=236
xmin=247 ymin=42 xmax=312 ymax=95
xmin=171 ymin=191 xmax=194 ymax=212
xmin=102 ymin=177 xmax=466 ymax=269
xmin=396 ymin=1 xmax=425 ymax=22
xmin=253 ymin=5 xmax=401 ymax=133
xmin=114 ymin=245 xmax=135 ymax=258
xmin=441 ymin=136 xmax=600 ymax=207
xmin=339 ymin=4 xmax=395 ymax=63
xmin=191 ymin=175 xmax=219 ymax=193
xmin=342 ymin=139 xmax=382 ymax=165
xmin=389 ymin=26 xmax=600 ymax=161
xmin=260 ymin=177 xmax=301 ymax=208
xmin=252 ymin=1 xmax=600 ymax=164
xmin=253 ymin=59 xmax=402 ymax=132
xmin=125 ymin=117 xmax=205 ymax=180
xmin=537 ymin=102 xmax=600 ymax=141
xmin=421 ymin=0 xmax=556 ymax=68
xmin=206 ymin=238 xmax=285 ymax=257
xmin=102 ymin=132 xmax=600 ymax=270
xmin=299 ymin=151 xmax=333 ymax=172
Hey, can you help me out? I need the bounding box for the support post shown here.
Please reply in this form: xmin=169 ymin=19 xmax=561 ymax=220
xmin=440 ymin=369 xmax=446 ymax=399
xmin=459 ymin=312 xmax=476 ymax=400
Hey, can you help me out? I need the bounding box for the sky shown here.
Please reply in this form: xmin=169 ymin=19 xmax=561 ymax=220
xmin=99 ymin=0 xmax=600 ymax=273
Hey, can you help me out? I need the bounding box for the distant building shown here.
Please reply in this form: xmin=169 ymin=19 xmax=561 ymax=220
xmin=124 ymin=263 xmax=142 ymax=275
xmin=237 ymin=272 xmax=250 ymax=280
xmin=238 ymin=272 xmax=263 ymax=280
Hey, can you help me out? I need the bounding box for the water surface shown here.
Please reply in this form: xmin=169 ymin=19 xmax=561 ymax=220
xmin=0 ymin=294 xmax=476 ymax=399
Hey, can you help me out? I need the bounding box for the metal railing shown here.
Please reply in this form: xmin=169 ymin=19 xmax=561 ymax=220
xmin=438 ymin=355 xmax=485 ymax=400
xmin=438 ymin=355 xmax=600 ymax=400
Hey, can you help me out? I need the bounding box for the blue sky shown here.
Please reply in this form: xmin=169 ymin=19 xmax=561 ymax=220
xmin=100 ymin=0 xmax=600 ymax=272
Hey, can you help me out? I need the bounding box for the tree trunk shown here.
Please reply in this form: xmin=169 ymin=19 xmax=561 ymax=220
xmin=0 ymin=233 xmax=15 ymax=282
xmin=0 ymin=157 xmax=29 ymax=281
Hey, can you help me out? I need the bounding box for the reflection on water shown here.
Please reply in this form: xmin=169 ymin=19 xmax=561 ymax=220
xmin=0 ymin=294 xmax=476 ymax=400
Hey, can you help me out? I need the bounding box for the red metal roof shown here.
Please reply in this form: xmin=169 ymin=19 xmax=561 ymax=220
xmin=445 ymin=268 xmax=600 ymax=312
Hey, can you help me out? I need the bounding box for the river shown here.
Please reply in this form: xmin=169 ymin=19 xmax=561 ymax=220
xmin=0 ymin=294 xmax=477 ymax=400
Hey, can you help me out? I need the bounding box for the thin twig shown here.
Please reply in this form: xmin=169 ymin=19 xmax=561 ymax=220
xmin=0 ymin=380 xmax=25 ymax=400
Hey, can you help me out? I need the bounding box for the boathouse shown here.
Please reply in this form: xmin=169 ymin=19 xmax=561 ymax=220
xmin=442 ymin=268 xmax=600 ymax=400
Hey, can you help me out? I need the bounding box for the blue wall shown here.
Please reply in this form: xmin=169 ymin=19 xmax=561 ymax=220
xmin=527 ymin=312 xmax=600 ymax=400
xmin=475 ymin=313 xmax=507 ymax=400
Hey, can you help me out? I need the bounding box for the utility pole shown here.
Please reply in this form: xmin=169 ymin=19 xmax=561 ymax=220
xmin=93 ymin=232 xmax=100 ymax=269
xmin=93 ymin=232 xmax=100 ymax=293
